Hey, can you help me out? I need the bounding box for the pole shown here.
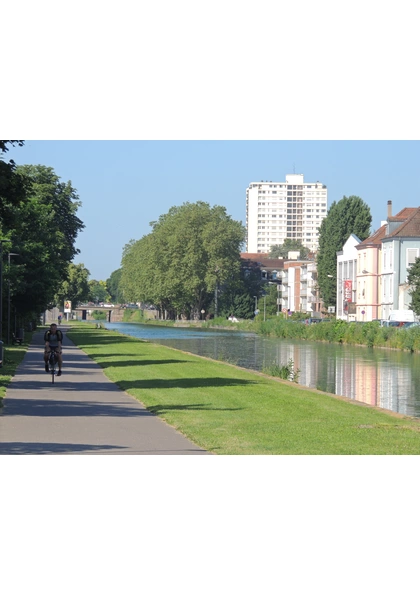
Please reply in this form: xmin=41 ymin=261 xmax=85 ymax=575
xmin=7 ymin=266 xmax=10 ymax=345
xmin=7 ymin=253 xmax=18 ymax=345
xmin=0 ymin=241 xmax=3 ymax=342
xmin=264 ymin=295 xmax=266 ymax=321
xmin=214 ymin=267 xmax=219 ymax=318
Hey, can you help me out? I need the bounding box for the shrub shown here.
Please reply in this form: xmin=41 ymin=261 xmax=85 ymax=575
xmin=263 ymin=358 xmax=301 ymax=382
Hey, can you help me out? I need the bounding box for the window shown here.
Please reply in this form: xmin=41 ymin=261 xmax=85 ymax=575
xmin=407 ymin=248 xmax=419 ymax=266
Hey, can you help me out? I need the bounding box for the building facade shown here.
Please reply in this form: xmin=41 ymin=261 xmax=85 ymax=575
xmin=352 ymin=201 xmax=420 ymax=321
xmin=246 ymin=174 xmax=328 ymax=254
xmin=336 ymin=234 xmax=361 ymax=321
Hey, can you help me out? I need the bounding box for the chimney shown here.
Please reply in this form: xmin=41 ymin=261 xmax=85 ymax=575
xmin=387 ymin=200 xmax=392 ymax=218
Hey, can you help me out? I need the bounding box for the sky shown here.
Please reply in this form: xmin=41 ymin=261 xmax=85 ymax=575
xmin=5 ymin=140 xmax=420 ymax=280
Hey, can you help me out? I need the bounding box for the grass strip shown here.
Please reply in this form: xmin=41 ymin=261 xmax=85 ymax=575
xmin=0 ymin=336 xmax=34 ymax=405
xmin=67 ymin=325 xmax=420 ymax=454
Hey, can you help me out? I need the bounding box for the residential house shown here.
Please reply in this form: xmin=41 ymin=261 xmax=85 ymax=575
xmin=354 ymin=201 xmax=420 ymax=321
xmin=336 ymin=234 xmax=361 ymax=320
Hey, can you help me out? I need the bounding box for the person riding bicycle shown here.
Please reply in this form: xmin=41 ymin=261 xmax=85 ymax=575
xmin=44 ymin=323 xmax=63 ymax=376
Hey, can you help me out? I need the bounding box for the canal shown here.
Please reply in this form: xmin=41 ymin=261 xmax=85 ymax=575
xmin=105 ymin=322 xmax=420 ymax=418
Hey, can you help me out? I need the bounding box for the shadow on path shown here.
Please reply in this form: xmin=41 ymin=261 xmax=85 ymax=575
xmin=3 ymin=398 xmax=153 ymax=417
xmin=7 ymin=380 xmax=124 ymax=392
xmin=0 ymin=442 xmax=127 ymax=454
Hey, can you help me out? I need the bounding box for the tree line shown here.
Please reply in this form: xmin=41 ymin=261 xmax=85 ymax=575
xmin=0 ymin=141 xmax=85 ymax=329
xmin=103 ymin=196 xmax=374 ymax=319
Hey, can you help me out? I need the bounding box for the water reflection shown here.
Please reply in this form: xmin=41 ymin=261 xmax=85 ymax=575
xmin=105 ymin=323 xmax=420 ymax=417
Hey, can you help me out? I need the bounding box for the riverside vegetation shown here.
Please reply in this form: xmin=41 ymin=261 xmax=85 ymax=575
xmin=67 ymin=324 xmax=420 ymax=454
xmin=122 ymin=309 xmax=420 ymax=353
xmin=0 ymin=333 xmax=34 ymax=405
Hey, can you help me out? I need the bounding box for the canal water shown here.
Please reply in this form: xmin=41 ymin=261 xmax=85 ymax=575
xmin=105 ymin=322 xmax=420 ymax=418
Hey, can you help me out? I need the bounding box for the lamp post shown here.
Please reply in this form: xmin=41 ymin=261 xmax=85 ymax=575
xmin=0 ymin=240 xmax=9 ymax=344
xmin=214 ymin=267 xmax=220 ymax=318
xmin=253 ymin=295 xmax=258 ymax=316
xmin=7 ymin=253 xmax=19 ymax=345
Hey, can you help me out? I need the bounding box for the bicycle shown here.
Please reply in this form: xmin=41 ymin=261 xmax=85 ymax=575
xmin=48 ymin=346 xmax=60 ymax=384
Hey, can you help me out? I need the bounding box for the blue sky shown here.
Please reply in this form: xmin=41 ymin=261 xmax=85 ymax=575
xmin=5 ymin=140 xmax=420 ymax=280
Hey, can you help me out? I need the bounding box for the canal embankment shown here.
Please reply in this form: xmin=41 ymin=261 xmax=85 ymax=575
xmin=67 ymin=325 xmax=420 ymax=454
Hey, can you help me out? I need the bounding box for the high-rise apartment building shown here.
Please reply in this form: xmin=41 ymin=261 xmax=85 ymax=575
xmin=246 ymin=174 xmax=328 ymax=253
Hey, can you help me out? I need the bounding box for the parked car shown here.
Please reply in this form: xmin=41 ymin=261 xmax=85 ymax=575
xmin=400 ymin=321 xmax=420 ymax=329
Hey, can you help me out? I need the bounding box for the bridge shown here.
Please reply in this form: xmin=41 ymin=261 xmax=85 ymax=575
xmin=73 ymin=306 xmax=126 ymax=323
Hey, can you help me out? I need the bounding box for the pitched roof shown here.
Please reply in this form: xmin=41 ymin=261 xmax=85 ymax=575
xmin=391 ymin=207 xmax=418 ymax=220
xmin=387 ymin=206 xmax=420 ymax=238
xmin=241 ymin=253 xmax=284 ymax=269
xmin=357 ymin=224 xmax=387 ymax=248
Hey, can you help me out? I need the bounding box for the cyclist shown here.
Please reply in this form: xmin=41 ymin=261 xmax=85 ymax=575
xmin=44 ymin=323 xmax=63 ymax=376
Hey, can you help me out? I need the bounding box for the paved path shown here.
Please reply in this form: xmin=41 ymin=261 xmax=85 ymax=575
xmin=0 ymin=328 xmax=208 ymax=455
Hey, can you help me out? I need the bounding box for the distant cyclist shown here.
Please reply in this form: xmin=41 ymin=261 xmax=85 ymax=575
xmin=44 ymin=323 xmax=63 ymax=376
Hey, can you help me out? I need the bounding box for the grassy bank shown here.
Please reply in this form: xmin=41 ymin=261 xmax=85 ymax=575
xmin=67 ymin=325 xmax=420 ymax=454
xmin=0 ymin=335 xmax=34 ymax=405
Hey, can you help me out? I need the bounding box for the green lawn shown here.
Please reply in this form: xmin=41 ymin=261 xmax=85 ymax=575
xmin=0 ymin=337 xmax=34 ymax=404
xmin=67 ymin=326 xmax=420 ymax=454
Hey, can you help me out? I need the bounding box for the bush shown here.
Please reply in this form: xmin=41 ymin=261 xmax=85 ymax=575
xmin=263 ymin=358 xmax=300 ymax=382
xmin=92 ymin=310 xmax=106 ymax=320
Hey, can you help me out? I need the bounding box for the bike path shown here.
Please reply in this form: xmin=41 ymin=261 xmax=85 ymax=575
xmin=0 ymin=327 xmax=209 ymax=455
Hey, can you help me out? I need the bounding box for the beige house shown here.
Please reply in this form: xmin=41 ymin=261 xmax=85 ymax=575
xmin=355 ymin=202 xmax=420 ymax=321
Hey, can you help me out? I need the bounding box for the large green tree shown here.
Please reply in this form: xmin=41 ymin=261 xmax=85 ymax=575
xmin=88 ymin=279 xmax=110 ymax=303
xmin=120 ymin=202 xmax=246 ymax=319
xmin=0 ymin=140 xmax=30 ymax=232
xmin=317 ymin=196 xmax=372 ymax=307
xmin=269 ymin=239 xmax=310 ymax=260
xmin=408 ymin=258 xmax=420 ymax=316
xmin=8 ymin=165 xmax=85 ymax=320
xmin=106 ymin=268 xmax=123 ymax=303
xmin=55 ymin=263 xmax=90 ymax=308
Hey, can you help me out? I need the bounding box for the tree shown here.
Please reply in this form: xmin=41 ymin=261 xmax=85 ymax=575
xmin=88 ymin=279 xmax=110 ymax=303
xmin=0 ymin=140 xmax=30 ymax=232
xmin=408 ymin=258 xmax=420 ymax=316
xmin=269 ymin=239 xmax=310 ymax=260
xmin=106 ymin=268 xmax=123 ymax=303
xmin=0 ymin=141 xmax=25 ymax=153
xmin=55 ymin=263 xmax=90 ymax=308
xmin=120 ymin=202 xmax=246 ymax=319
xmin=218 ymin=263 xmax=265 ymax=319
xmin=8 ymin=165 xmax=85 ymax=320
xmin=317 ymin=196 xmax=371 ymax=307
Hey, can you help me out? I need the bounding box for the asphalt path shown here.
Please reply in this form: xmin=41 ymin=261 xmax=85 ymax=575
xmin=0 ymin=327 xmax=209 ymax=455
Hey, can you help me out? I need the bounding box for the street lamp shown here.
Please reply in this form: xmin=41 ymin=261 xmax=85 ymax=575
xmin=214 ymin=267 xmax=220 ymax=318
xmin=7 ymin=253 xmax=19 ymax=345
xmin=0 ymin=239 xmax=10 ymax=345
